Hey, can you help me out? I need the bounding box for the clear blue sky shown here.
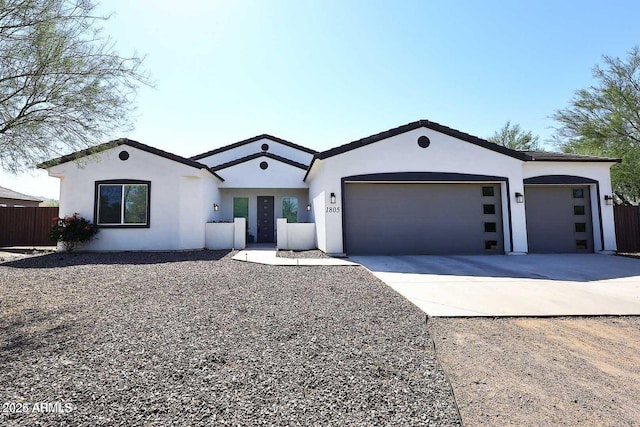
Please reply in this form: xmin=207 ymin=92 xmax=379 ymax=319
xmin=5 ymin=0 xmax=640 ymax=199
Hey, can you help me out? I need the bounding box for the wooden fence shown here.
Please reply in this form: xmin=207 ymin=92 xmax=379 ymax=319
xmin=0 ymin=207 xmax=59 ymax=247
xmin=613 ymin=205 xmax=640 ymax=253
xmin=1 ymin=205 xmax=639 ymax=251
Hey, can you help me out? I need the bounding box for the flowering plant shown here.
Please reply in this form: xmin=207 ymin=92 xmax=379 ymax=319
xmin=49 ymin=213 xmax=99 ymax=252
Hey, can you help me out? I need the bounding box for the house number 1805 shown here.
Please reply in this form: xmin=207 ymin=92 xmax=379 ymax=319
xmin=326 ymin=206 xmax=341 ymax=213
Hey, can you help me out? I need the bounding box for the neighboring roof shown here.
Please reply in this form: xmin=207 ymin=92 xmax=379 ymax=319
xmin=0 ymin=186 xmax=43 ymax=202
xmin=210 ymin=152 xmax=308 ymax=172
xmin=190 ymin=134 xmax=318 ymax=160
xmin=37 ymin=138 xmax=224 ymax=181
xmin=521 ymin=151 xmax=622 ymax=163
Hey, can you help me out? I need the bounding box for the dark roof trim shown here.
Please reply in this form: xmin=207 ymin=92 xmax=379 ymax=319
xmin=210 ymin=152 xmax=309 ymax=172
xmin=191 ymin=134 xmax=318 ymax=160
xmin=314 ymin=120 xmax=533 ymax=162
xmin=523 ymin=175 xmax=598 ymax=185
xmin=342 ymin=172 xmax=508 ymax=183
xmin=522 ymin=150 xmax=621 ymax=162
xmin=37 ymin=138 xmax=224 ymax=181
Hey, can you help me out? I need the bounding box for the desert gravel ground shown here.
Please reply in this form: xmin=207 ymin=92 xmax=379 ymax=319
xmin=276 ymin=250 xmax=331 ymax=259
xmin=0 ymin=251 xmax=460 ymax=426
xmin=428 ymin=316 xmax=640 ymax=427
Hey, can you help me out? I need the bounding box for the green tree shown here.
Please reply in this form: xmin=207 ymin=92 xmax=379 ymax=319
xmin=554 ymin=46 xmax=640 ymax=204
xmin=488 ymin=121 xmax=541 ymax=151
xmin=0 ymin=0 xmax=151 ymax=173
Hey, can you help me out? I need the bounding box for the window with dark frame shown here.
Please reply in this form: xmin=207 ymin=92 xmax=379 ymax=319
xmin=233 ymin=197 xmax=249 ymax=220
xmin=96 ymin=181 xmax=150 ymax=226
xmin=573 ymin=205 xmax=585 ymax=215
xmin=576 ymin=240 xmax=588 ymax=250
xmin=575 ymin=223 xmax=587 ymax=233
xmin=282 ymin=197 xmax=298 ymax=223
xmin=572 ymin=188 xmax=584 ymax=198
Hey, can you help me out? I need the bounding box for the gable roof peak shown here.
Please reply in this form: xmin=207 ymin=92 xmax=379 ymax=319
xmin=190 ymin=134 xmax=317 ymax=160
xmin=313 ymin=119 xmax=532 ymax=162
xmin=37 ymin=138 xmax=224 ymax=181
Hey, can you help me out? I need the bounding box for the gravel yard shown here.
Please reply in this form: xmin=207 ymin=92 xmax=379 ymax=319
xmin=0 ymin=251 xmax=460 ymax=426
xmin=428 ymin=316 xmax=640 ymax=427
xmin=276 ymin=250 xmax=331 ymax=259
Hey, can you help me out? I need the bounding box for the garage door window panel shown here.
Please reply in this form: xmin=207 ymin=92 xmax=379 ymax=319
xmin=482 ymin=186 xmax=495 ymax=197
xmin=483 ymin=204 xmax=496 ymax=215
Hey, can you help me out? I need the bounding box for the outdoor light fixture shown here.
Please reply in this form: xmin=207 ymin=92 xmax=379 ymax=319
xmin=306 ymin=203 xmax=312 ymax=211
xmin=515 ymin=192 xmax=524 ymax=203
xmin=604 ymin=195 xmax=614 ymax=205
xmin=330 ymin=192 xmax=337 ymax=204
xmin=213 ymin=203 xmax=220 ymax=211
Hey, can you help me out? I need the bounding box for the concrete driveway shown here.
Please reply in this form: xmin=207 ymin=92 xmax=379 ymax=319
xmin=350 ymin=254 xmax=640 ymax=316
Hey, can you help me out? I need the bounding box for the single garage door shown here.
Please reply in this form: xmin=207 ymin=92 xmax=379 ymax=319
xmin=525 ymin=186 xmax=594 ymax=253
xmin=344 ymin=182 xmax=503 ymax=255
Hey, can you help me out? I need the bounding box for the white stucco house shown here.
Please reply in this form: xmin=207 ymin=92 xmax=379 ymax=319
xmin=39 ymin=120 xmax=620 ymax=255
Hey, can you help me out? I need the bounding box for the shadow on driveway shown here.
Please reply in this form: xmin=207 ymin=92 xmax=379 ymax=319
xmin=1 ymin=250 xmax=231 ymax=269
xmin=351 ymin=253 xmax=640 ymax=282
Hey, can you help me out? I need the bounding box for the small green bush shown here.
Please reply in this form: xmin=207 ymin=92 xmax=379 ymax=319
xmin=49 ymin=213 xmax=99 ymax=252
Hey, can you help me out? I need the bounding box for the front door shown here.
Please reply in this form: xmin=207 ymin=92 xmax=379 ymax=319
xmin=257 ymin=196 xmax=274 ymax=243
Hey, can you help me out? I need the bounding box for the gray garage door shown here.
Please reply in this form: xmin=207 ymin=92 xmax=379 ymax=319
xmin=525 ymin=186 xmax=594 ymax=253
xmin=344 ymin=183 xmax=504 ymax=255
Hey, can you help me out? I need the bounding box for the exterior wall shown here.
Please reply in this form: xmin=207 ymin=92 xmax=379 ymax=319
xmin=197 ymin=137 xmax=314 ymax=167
xmin=219 ymin=188 xmax=310 ymax=240
xmin=523 ymin=162 xmax=618 ymax=252
xmin=205 ymin=218 xmax=246 ymax=250
xmin=0 ymin=198 xmax=40 ymax=207
xmin=47 ymin=145 xmax=217 ymax=251
xmin=216 ymin=157 xmax=308 ymax=188
xmin=308 ymin=128 xmax=527 ymax=254
xmin=276 ymin=218 xmax=316 ymax=250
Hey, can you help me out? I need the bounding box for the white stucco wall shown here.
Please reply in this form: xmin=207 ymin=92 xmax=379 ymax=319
xmin=308 ymin=127 xmax=528 ymax=254
xmin=523 ymin=161 xmax=618 ymax=251
xmin=216 ymin=156 xmax=308 ymax=189
xmin=218 ymin=188 xmax=310 ymax=239
xmin=47 ymin=145 xmax=218 ymax=251
xmin=197 ymin=137 xmax=314 ymax=167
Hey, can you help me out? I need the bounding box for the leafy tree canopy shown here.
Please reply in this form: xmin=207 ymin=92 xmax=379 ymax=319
xmin=0 ymin=0 xmax=151 ymax=173
xmin=554 ymin=46 xmax=640 ymax=204
xmin=488 ymin=121 xmax=541 ymax=151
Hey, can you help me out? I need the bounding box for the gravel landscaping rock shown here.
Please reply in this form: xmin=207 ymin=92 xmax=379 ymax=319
xmin=0 ymin=251 xmax=460 ymax=426
xmin=276 ymin=250 xmax=331 ymax=259
xmin=429 ymin=316 xmax=640 ymax=427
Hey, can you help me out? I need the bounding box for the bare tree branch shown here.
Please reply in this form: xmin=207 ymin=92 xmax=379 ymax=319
xmin=0 ymin=0 xmax=152 ymax=172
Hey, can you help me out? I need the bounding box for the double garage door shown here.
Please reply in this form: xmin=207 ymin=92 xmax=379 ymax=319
xmin=344 ymin=182 xmax=596 ymax=255
xmin=344 ymin=182 xmax=504 ymax=255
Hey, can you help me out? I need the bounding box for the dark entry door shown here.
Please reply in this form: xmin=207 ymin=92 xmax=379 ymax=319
xmin=257 ymin=196 xmax=274 ymax=243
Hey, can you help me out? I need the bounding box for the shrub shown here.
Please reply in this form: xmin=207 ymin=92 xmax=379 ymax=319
xmin=49 ymin=213 xmax=99 ymax=252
